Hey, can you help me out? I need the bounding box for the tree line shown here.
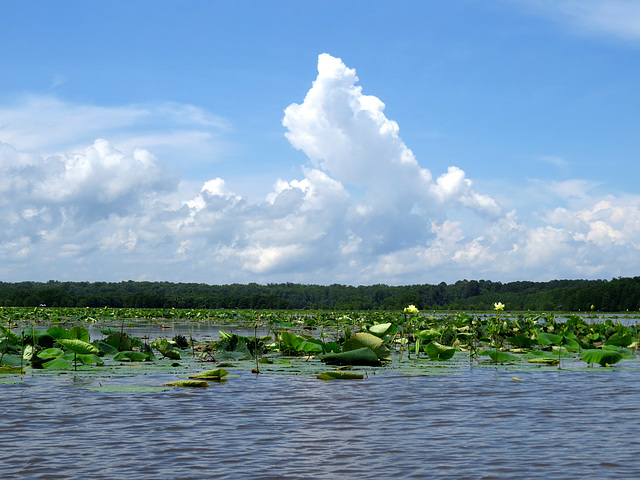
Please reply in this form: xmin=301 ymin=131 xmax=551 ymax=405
xmin=1 ymin=277 xmax=639 ymax=312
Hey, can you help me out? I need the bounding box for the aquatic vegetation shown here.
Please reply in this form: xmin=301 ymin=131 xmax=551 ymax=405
xmin=163 ymin=379 xmax=209 ymax=388
xmin=1 ymin=307 xmax=640 ymax=389
xmin=317 ymin=370 xmax=365 ymax=380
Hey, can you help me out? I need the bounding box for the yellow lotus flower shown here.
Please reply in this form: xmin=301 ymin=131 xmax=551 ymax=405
xmin=404 ymin=305 xmax=419 ymax=314
xmin=494 ymin=302 xmax=505 ymax=311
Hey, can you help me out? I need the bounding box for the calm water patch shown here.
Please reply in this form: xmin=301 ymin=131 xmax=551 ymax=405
xmin=2 ymin=368 xmax=640 ymax=479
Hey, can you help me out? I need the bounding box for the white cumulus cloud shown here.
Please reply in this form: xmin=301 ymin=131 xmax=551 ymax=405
xmin=1 ymin=53 xmax=640 ymax=284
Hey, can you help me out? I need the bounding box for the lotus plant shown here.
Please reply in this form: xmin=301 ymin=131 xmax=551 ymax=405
xmin=401 ymin=305 xmax=419 ymax=361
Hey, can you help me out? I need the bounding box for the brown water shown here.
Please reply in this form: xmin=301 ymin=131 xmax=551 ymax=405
xmin=2 ymin=368 xmax=640 ymax=479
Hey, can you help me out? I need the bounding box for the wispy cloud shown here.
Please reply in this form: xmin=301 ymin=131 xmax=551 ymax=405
xmin=518 ymin=0 xmax=640 ymax=42
xmin=0 ymin=95 xmax=229 ymax=163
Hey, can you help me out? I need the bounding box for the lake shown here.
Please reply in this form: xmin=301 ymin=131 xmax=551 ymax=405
xmin=2 ymin=365 xmax=639 ymax=479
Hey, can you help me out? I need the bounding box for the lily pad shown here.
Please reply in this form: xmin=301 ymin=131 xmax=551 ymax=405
xmin=321 ymin=347 xmax=381 ymax=366
xmin=317 ymin=370 xmax=365 ymax=380
xmin=37 ymin=348 xmax=65 ymax=359
xmin=189 ymin=368 xmax=229 ymax=379
xmin=42 ymin=357 xmax=74 ymax=370
xmin=0 ymin=366 xmax=24 ymax=374
xmin=162 ymin=379 xmax=209 ymax=388
xmin=479 ymin=350 xmax=520 ymax=363
xmin=113 ymin=351 xmax=151 ymax=362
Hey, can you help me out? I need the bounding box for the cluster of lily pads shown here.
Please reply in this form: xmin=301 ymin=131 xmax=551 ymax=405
xmin=1 ymin=307 xmax=639 ymax=388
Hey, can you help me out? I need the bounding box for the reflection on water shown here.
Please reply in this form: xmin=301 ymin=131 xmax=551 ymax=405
xmin=2 ymin=368 xmax=640 ymax=479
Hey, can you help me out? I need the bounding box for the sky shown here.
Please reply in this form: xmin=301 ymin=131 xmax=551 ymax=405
xmin=1 ymin=0 xmax=640 ymax=286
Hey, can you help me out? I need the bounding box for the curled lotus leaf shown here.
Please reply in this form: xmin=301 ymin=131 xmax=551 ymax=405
xmin=415 ymin=329 xmax=442 ymax=342
xmin=162 ymin=380 xmax=209 ymax=388
xmin=322 ymin=347 xmax=381 ymax=366
xmin=424 ymin=341 xmax=456 ymax=361
xmin=367 ymin=323 xmax=397 ymax=338
xmin=342 ymin=332 xmax=391 ymax=361
xmin=317 ymin=370 xmax=365 ymax=381
xmin=189 ymin=368 xmax=229 ymax=379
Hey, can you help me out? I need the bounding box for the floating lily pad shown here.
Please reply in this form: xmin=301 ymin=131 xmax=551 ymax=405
xmin=113 ymin=351 xmax=151 ymax=362
xmin=162 ymin=379 xmax=209 ymax=388
xmin=317 ymin=370 xmax=365 ymax=380
xmin=0 ymin=366 xmax=24 ymax=374
xmin=322 ymin=347 xmax=381 ymax=366
xmin=189 ymin=368 xmax=229 ymax=379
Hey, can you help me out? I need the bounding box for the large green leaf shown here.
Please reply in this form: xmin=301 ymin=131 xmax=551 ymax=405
xmin=342 ymin=332 xmax=391 ymax=361
xmin=42 ymin=357 xmax=74 ymax=370
xmin=22 ymin=328 xmax=54 ymax=348
xmin=279 ymin=331 xmax=302 ymax=355
xmin=57 ymin=338 xmax=99 ymax=355
xmin=367 ymin=322 xmax=397 ymax=338
xmin=322 ymin=347 xmax=381 ymax=366
xmin=37 ymin=347 xmax=65 ymax=359
xmin=536 ymin=332 xmax=563 ymax=346
xmin=509 ymin=335 xmax=534 ymax=348
xmin=479 ymin=350 xmax=519 ymax=363
xmin=46 ymin=325 xmax=69 ymax=340
xmin=0 ymin=324 xmax=21 ymax=344
xmin=0 ymin=354 xmax=23 ymax=366
xmin=104 ymin=332 xmax=132 ymax=351
xmin=113 ymin=351 xmax=151 ymax=362
xmin=580 ymin=349 xmax=623 ymax=367
xmin=414 ymin=328 xmax=442 ymax=342
xmin=151 ymin=338 xmax=181 ymax=359
xmin=424 ymin=341 xmax=456 ymax=361
xmin=317 ymin=370 xmax=364 ymax=380
xmin=297 ymin=340 xmax=324 ymax=353
xmin=189 ymin=368 xmax=229 ymax=379
xmin=74 ymin=353 xmax=104 ymax=366
xmin=162 ymin=380 xmax=209 ymax=388
xmin=96 ymin=341 xmax=119 ymax=355
xmin=69 ymin=326 xmax=90 ymax=342
xmin=605 ymin=332 xmax=635 ymax=348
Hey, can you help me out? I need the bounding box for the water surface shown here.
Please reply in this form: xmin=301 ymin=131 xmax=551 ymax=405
xmin=2 ymin=367 xmax=639 ymax=479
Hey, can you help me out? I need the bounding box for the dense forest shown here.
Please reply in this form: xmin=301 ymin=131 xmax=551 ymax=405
xmin=1 ymin=277 xmax=640 ymax=312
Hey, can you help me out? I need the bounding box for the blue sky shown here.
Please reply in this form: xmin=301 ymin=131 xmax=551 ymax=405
xmin=1 ymin=0 xmax=640 ymax=285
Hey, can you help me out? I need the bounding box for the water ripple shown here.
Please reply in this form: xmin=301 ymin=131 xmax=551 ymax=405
xmin=1 ymin=369 xmax=640 ymax=479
